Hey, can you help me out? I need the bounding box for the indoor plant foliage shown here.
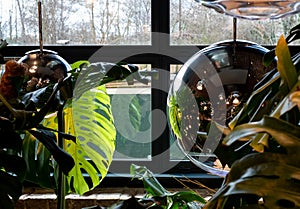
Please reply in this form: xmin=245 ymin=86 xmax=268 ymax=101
xmin=0 ymin=57 xmax=141 ymax=207
xmin=202 ymin=26 xmax=300 ymax=208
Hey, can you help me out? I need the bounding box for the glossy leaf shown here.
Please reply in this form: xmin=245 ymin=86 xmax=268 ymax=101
xmin=57 ymin=85 xmax=116 ymax=195
xmin=71 ymin=60 xmax=90 ymax=70
xmin=22 ymin=132 xmax=38 ymax=182
xmin=286 ymin=23 xmax=300 ymax=44
xmin=130 ymin=164 xmax=170 ymax=196
xmin=224 ymin=116 xmax=300 ymax=154
xmin=73 ymin=62 xmax=134 ymax=99
xmin=130 ymin=164 xmax=206 ymax=208
xmin=204 ymin=152 xmax=300 ymax=209
xmin=226 ymin=154 xmax=300 ymax=208
xmin=36 ymin=141 xmax=54 ymax=188
xmin=0 ymin=153 xmax=26 ymax=181
xmin=275 ymin=35 xmax=298 ymax=90
xmin=28 ymin=129 xmax=75 ymax=175
xmin=290 ymin=90 xmax=300 ymax=109
xmin=262 ymin=49 xmax=275 ymax=67
xmin=22 ymin=131 xmax=54 ymax=188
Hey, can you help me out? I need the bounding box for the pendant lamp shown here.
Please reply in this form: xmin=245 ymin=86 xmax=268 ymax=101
xmin=18 ymin=1 xmax=71 ymax=93
xmin=167 ymin=19 xmax=275 ymax=176
xmin=195 ymin=0 xmax=300 ymax=20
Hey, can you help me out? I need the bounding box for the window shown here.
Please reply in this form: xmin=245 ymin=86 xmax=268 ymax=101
xmin=1 ymin=0 xmax=299 ymax=185
xmin=0 ymin=0 xmax=151 ymax=45
xmin=170 ymin=0 xmax=300 ymax=45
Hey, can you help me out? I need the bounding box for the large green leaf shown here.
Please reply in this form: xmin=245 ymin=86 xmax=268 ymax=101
xmin=130 ymin=164 xmax=170 ymax=196
xmin=275 ymin=35 xmax=298 ymax=91
xmin=73 ymin=62 xmax=139 ymax=99
xmin=28 ymin=129 xmax=75 ymax=175
xmin=41 ymin=86 xmax=116 ymax=195
xmin=68 ymin=85 xmax=116 ymax=194
xmin=130 ymin=164 xmax=206 ymax=209
xmin=22 ymin=131 xmax=54 ymax=188
xmin=204 ymin=152 xmax=300 ymax=209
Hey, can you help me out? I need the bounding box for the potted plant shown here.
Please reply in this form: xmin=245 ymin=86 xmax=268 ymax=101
xmin=0 ymin=52 xmax=146 ymax=208
xmin=201 ymin=24 xmax=300 ymax=208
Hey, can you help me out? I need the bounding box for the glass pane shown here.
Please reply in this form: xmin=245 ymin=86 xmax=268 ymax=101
xmin=170 ymin=0 xmax=300 ymax=45
xmin=0 ymin=0 xmax=151 ymax=45
xmin=106 ymin=64 xmax=152 ymax=160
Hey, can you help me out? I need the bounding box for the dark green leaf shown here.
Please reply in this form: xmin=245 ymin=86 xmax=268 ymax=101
xmin=28 ymin=129 xmax=75 ymax=175
xmin=224 ymin=116 xmax=300 ymax=154
xmin=0 ymin=170 xmax=22 ymax=204
xmin=36 ymin=142 xmax=54 ymax=188
xmin=36 ymin=124 xmax=76 ymax=143
xmin=0 ymin=153 xmax=26 ymax=181
xmin=22 ymin=131 xmax=54 ymax=188
xmin=74 ymin=63 xmax=129 ymax=99
xmin=262 ymin=49 xmax=275 ymax=67
xmin=286 ymin=23 xmax=300 ymax=43
xmin=22 ymin=132 xmax=38 ymax=182
xmin=130 ymin=164 xmax=169 ymax=196
xmin=171 ymin=191 xmax=206 ymax=204
xmin=21 ymin=85 xmax=55 ymax=109
xmin=130 ymin=164 xmax=206 ymax=208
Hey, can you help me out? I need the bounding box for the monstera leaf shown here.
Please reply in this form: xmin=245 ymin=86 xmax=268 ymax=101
xmin=43 ymin=85 xmax=116 ymax=194
xmin=204 ymin=116 xmax=300 ymax=209
xmin=68 ymin=85 xmax=116 ymax=194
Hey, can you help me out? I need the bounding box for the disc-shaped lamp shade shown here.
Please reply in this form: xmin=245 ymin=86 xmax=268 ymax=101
xmin=167 ymin=40 xmax=275 ymax=176
xmin=18 ymin=49 xmax=71 ymax=93
xmin=195 ymin=0 xmax=300 ymax=20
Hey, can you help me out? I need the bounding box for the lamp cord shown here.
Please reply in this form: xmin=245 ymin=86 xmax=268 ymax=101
xmin=38 ymin=0 xmax=43 ymax=54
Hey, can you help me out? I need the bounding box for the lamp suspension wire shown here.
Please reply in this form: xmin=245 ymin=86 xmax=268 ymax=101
xmin=38 ymin=0 xmax=43 ymax=54
xmin=233 ymin=17 xmax=237 ymax=65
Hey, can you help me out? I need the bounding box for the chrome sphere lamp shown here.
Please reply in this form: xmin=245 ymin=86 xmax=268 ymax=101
xmin=167 ymin=20 xmax=275 ymax=176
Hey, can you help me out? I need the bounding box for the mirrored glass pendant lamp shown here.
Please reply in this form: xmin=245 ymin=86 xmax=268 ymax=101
xmin=195 ymin=0 xmax=300 ymax=20
xmin=18 ymin=1 xmax=71 ymax=93
xmin=167 ymin=18 xmax=275 ymax=177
